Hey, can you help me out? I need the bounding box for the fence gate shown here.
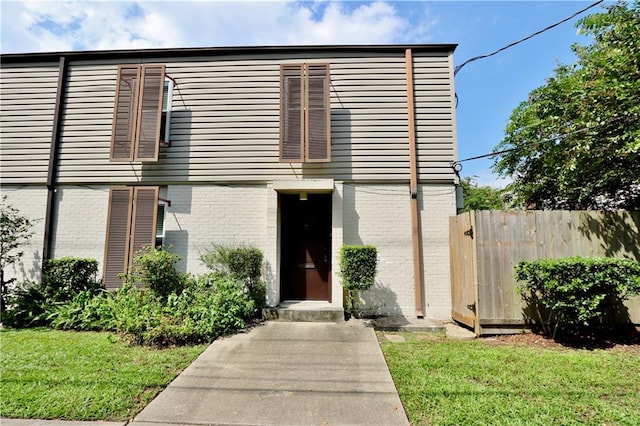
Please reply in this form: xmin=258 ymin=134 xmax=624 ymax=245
xmin=449 ymin=212 xmax=477 ymax=332
xmin=450 ymin=210 xmax=640 ymax=335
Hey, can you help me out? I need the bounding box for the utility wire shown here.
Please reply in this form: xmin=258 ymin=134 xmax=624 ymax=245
xmin=450 ymin=125 xmax=597 ymax=171
xmin=454 ymin=0 xmax=604 ymax=76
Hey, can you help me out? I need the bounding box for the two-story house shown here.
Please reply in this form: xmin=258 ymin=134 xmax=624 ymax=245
xmin=0 ymin=44 xmax=458 ymax=319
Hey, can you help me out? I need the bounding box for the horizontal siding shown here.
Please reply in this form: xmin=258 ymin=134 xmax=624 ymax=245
xmin=413 ymin=52 xmax=457 ymax=181
xmin=0 ymin=63 xmax=59 ymax=183
xmin=50 ymin=51 xmax=455 ymax=183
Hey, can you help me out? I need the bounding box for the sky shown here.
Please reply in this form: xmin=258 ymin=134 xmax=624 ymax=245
xmin=0 ymin=0 xmax=610 ymax=187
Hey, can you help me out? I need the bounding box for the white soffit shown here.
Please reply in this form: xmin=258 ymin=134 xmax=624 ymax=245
xmin=272 ymin=179 xmax=334 ymax=193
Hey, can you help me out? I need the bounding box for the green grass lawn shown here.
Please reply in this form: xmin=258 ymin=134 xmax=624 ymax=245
xmin=0 ymin=328 xmax=206 ymax=421
xmin=379 ymin=332 xmax=640 ymax=426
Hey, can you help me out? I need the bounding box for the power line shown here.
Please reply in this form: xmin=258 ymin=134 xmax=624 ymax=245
xmin=450 ymin=125 xmax=597 ymax=172
xmin=454 ymin=0 xmax=604 ymax=76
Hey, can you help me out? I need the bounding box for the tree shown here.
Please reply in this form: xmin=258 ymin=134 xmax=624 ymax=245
xmin=459 ymin=176 xmax=506 ymax=212
xmin=492 ymin=1 xmax=640 ymax=210
xmin=0 ymin=196 xmax=36 ymax=316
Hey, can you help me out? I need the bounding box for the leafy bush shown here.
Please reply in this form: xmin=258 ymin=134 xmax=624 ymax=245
xmin=200 ymin=245 xmax=266 ymax=310
xmin=339 ymin=245 xmax=377 ymax=317
xmin=515 ymin=257 xmax=640 ymax=338
xmin=2 ymin=257 xmax=103 ymax=328
xmin=42 ymin=257 xmax=101 ymax=301
xmin=49 ymin=274 xmax=255 ymax=346
xmin=1 ymin=281 xmax=49 ymax=327
xmin=125 ymin=247 xmax=188 ymax=300
xmin=0 ymin=196 xmax=36 ymax=318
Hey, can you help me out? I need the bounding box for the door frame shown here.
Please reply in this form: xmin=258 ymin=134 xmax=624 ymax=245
xmin=266 ymin=180 xmax=343 ymax=308
xmin=279 ymin=192 xmax=332 ymax=302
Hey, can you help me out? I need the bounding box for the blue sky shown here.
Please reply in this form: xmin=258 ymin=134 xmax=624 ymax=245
xmin=0 ymin=0 xmax=608 ymax=186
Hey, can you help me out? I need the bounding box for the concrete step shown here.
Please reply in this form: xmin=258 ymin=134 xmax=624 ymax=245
xmin=262 ymin=301 xmax=344 ymax=322
xmin=370 ymin=316 xmax=445 ymax=332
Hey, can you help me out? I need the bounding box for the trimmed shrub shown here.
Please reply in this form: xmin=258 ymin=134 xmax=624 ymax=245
xmin=515 ymin=257 xmax=640 ymax=338
xmin=42 ymin=257 xmax=101 ymax=301
xmin=200 ymin=245 xmax=266 ymax=310
xmin=339 ymin=244 xmax=377 ymax=317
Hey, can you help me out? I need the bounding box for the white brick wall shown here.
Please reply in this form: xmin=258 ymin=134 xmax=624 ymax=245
xmin=51 ymin=186 xmax=109 ymax=263
xmin=342 ymin=183 xmax=455 ymax=319
xmin=27 ymin=182 xmax=454 ymax=319
xmin=342 ymin=184 xmax=414 ymax=316
xmin=0 ymin=186 xmax=48 ymax=283
xmin=43 ymin=184 xmax=269 ymax=286
xmin=420 ymin=184 xmax=456 ymax=319
xmin=165 ymin=185 xmax=268 ymax=276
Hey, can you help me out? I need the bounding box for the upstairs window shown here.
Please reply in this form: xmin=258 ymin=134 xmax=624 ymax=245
xmin=280 ymin=63 xmax=331 ymax=162
xmin=110 ymin=65 xmax=173 ymax=162
xmin=103 ymin=186 xmax=159 ymax=289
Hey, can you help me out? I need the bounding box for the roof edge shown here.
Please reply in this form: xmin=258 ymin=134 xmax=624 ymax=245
xmin=1 ymin=44 xmax=457 ymax=63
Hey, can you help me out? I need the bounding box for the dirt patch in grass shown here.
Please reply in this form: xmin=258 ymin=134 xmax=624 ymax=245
xmin=481 ymin=326 xmax=640 ymax=354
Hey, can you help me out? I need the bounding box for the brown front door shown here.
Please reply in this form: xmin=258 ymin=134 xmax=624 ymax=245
xmin=281 ymin=193 xmax=331 ymax=301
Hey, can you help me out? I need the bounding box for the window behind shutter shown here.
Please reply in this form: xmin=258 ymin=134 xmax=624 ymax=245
xmin=135 ymin=65 xmax=165 ymax=162
xmin=110 ymin=66 xmax=139 ymax=161
xmin=103 ymin=188 xmax=133 ymax=289
xmin=280 ymin=65 xmax=304 ymax=161
xmin=129 ymin=187 xmax=159 ymax=262
xmin=306 ymin=64 xmax=330 ymax=162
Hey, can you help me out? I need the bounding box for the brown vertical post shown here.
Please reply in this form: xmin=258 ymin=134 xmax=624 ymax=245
xmin=43 ymin=56 xmax=68 ymax=263
xmin=406 ymin=48 xmax=425 ymax=318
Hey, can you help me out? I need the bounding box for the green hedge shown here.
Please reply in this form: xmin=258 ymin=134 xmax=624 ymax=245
xmin=339 ymin=245 xmax=377 ymax=291
xmin=42 ymin=257 xmax=102 ymax=301
xmin=515 ymin=257 xmax=640 ymax=338
xmin=339 ymin=245 xmax=377 ymax=317
xmin=200 ymin=245 xmax=266 ymax=310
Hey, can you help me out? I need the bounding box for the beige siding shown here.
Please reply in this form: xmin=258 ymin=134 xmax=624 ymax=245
xmin=0 ymin=63 xmax=59 ymax=184
xmin=52 ymin=50 xmax=456 ymax=184
xmin=413 ymin=52 xmax=457 ymax=182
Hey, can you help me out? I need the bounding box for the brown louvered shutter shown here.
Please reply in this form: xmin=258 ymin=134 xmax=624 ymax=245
xmin=129 ymin=187 xmax=159 ymax=266
xmin=103 ymin=188 xmax=133 ymax=289
xmin=135 ymin=65 xmax=165 ymax=162
xmin=110 ymin=66 xmax=139 ymax=161
xmin=306 ymin=64 xmax=331 ymax=162
xmin=280 ymin=64 xmax=304 ymax=161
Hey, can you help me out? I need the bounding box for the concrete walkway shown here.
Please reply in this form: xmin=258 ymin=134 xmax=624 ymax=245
xmin=130 ymin=320 xmax=409 ymax=426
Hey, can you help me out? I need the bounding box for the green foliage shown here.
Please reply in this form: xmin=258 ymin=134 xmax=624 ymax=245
xmin=493 ymin=1 xmax=640 ymax=209
xmin=200 ymin=244 xmax=266 ymax=310
xmin=1 ymin=329 xmax=205 ymax=420
xmin=125 ymin=246 xmax=188 ymax=299
xmin=2 ymin=257 xmax=103 ymax=328
xmin=515 ymin=257 xmax=640 ymax=338
xmin=458 ymin=176 xmax=506 ymax=212
xmin=0 ymin=196 xmax=36 ymax=317
xmin=42 ymin=257 xmax=101 ymax=302
xmin=0 ymin=282 xmax=49 ymax=327
xmin=49 ymin=275 xmax=255 ymax=346
xmin=381 ymin=333 xmax=640 ymax=425
xmin=339 ymin=245 xmax=378 ymax=290
xmin=339 ymin=245 xmax=377 ymax=317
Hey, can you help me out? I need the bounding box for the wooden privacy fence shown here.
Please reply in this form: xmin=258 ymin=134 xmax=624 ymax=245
xmin=450 ymin=210 xmax=640 ymax=335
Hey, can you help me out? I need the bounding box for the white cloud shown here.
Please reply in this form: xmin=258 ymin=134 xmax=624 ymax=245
xmin=1 ymin=0 xmax=431 ymax=54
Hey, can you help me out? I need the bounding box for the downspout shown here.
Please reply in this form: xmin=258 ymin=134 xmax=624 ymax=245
xmin=42 ymin=56 xmax=69 ymax=264
xmin=405 ymin=48 xmax=425 ymax=318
